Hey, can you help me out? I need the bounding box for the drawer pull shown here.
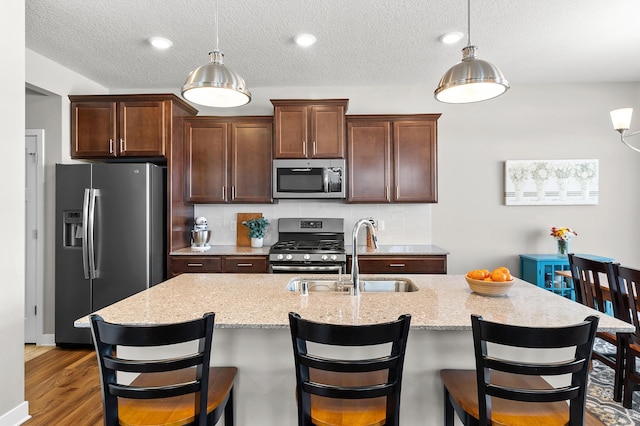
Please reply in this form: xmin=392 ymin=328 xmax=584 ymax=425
xmin=389 ymin=263 xmax=406 ymax=267
xmin=187 ymin=263 xmax=204 ymax=267
xmin=236 ymin=263 xmax=253 ymax=267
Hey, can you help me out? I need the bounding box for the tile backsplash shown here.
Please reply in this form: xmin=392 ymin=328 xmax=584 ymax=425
xmin=195 ymin=200 xmax=433 ymax=246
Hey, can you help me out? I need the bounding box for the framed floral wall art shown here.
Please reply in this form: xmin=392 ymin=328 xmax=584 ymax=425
xmin=504 ymin=159 xmax=599 ymax=205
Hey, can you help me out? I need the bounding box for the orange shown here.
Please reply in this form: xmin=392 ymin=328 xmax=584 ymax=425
xmin=483 ymin=277 xmax=493 ymax=282
xmin=497 ymin=267 xmax=512 ymax=280
xmin=467 ymin=269 xmax=486 ymax=280
xmin=491 ymin=269 xmax=508 ymax=282
xmin=480 ymin=269 xmax=490 ymax=279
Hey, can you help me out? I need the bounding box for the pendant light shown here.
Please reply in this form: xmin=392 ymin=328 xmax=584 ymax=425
xmin=181 ymin=0 xmax=251 ymax=107
xmin=434 ymin=0 xmax=509 ymax=103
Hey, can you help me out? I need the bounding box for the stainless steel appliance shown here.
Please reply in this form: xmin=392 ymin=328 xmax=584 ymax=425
xmin=191 ymin=216 xmax=212 ymax=250
xmin=272 ymin=159 xmax=346 ymax=199
xmin=55 ymin=163 xmax=165 ymax=345
xmin=269 ymin=218 xmax=346 ymax=273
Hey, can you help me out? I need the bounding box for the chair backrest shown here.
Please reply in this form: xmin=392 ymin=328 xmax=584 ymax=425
xmin=90 ymin=313 xmax=215 ymax=426
xmin=568 ymin=254 xmax=618 ymax=314
xmin=471 ymin=314 xmax=599 ymax=426
xmin=607 ymin=263 xmax=640 ymax=334
xmin=288 ymin=312 xmax=411 ymax=426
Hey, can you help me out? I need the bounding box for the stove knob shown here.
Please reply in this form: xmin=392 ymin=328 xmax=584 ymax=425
xmin=286 ymin=254 xmax=293 ymax=260
xmin=321 ymin=255 xmax=328 ymax=261
xmin=277 ymin=254 xmax=284 ymax=260
xmin=303 ymin=254 xmax=311 ymax=260
xmin=330 ymin=255 xmax=337 ymax=261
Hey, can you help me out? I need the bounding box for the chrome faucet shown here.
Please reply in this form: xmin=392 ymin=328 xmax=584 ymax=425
xmin=351 ymin=218 xmax=378 ymax=296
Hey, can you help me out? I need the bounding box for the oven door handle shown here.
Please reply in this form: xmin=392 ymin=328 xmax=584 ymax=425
xmin=270 ymin=264 xmax=344 ymax=273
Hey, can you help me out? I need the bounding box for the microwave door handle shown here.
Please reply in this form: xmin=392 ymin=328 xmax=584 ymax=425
xmin=323 ymin=168 xmax=330 ymax=193
xmin=81 ymin=188 xmax=91 ymax=279
xmin=291 ymin=168 xmax=312 ymax=172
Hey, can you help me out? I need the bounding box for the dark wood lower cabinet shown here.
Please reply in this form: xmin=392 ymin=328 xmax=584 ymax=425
xmin=222 ymin=256 xmax=268 ymax=273
xmin=347 ymin=255 xmax=447 ymax=274
xmin=169 ymin=255 xmax=268 ymax=276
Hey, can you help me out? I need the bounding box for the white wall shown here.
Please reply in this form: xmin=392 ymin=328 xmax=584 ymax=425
xmin=0 ymin=1 xmax=27 ymax=424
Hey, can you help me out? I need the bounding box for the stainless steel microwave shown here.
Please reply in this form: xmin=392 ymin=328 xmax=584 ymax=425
xmin=273 ymin=159 xmax=346 ymax=199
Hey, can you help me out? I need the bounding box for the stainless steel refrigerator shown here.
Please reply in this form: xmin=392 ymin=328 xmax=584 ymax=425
xmin=55 ymin=163 xmax=165 ymax=345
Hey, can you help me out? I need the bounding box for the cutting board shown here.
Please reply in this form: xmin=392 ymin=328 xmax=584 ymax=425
xmin=236 ymin=213 xmax=263 ymax=247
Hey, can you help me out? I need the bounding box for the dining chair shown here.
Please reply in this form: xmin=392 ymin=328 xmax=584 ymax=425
xmin=440 ymin=314 xmax=601 ymax=426
xmin=607 ymin=263 xmax=640 ymax=409
xmin=288 ymin=312 xmax=411 ymax=426
xmin=90 ymin=312 xmax=236 ymax=426
xmin=568 ymin=253 xmax=627 ymax=402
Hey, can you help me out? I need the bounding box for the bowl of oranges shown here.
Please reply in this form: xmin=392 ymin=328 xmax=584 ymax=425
xmin=465 ymin=267 xmax=514 ymax=296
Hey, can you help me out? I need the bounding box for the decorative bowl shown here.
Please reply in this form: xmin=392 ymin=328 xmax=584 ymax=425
xmin=465 ymin=276 xmax=514 ymax=297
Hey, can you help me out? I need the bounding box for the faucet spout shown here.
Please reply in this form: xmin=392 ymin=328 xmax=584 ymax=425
xmin=351 ymin=218 xmax=378 ymax=296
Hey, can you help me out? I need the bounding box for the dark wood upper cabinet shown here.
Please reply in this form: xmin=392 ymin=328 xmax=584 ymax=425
xmin=184 ymin=116 xmax=273 ymax=204
xmin=347 ymin=114 xmax=440 ymax=203
xmin=272 ymin=99 xmax=348 ymax=159
xmin=69 ymin=94 xmax=197 ymax=159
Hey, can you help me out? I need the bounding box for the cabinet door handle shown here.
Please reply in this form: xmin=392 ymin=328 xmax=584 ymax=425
xmin=187 ymin=263 xmax=203 ymax=267
xmin=236 ymin=263 xmax=253 ymax=267
xmin=302 ymin=141 xmax=307 ymax=156
xmin=395 ymin=186 xmax=399 ymax=200
xmin=389 ymin=263 xmax=406 ymax=267
xmin=231 ymin=186 xmax=235 ymax=200
xmin=313 ymin=141 xmax=317 ymax=156
xmin=120 ymin=138 xmax=124 ymax=153
xmin=109 ymin=139 xmax=113 ymax=154
xmin=222 ymin=186 xmax=226 ymax=200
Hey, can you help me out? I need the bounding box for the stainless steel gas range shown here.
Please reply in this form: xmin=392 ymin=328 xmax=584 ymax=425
xmin=269 ymin=218 xmax=346 ymax=273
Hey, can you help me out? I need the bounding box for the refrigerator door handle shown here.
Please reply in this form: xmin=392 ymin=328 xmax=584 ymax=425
xmin=87 ymin=188 xmax=100 ymax=279
xmin=81 ymin=188 xmax=91 ymax=279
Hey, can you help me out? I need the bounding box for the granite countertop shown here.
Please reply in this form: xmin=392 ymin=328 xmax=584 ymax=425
xmin=347 ymin=244 xmax=449 ymax=255
xmin=76 ymin=273 xmax=633 ymax=333
xmin=170 ymin=244 xmax=449 ymax=256
xmin=171 ymin=245 xmax=271 ymax=256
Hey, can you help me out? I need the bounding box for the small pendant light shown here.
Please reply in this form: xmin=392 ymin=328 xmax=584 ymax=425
xmin=181 ymin=0 xmax=251 ymax=107
xmin=434 ymin=0 xmax=509 ymax=103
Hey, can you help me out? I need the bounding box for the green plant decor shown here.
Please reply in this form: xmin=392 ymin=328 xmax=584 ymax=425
xmin=242 ymin=217 xmax=270 ymax=239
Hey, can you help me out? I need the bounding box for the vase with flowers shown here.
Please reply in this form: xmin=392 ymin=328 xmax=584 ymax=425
xmin=550 ymin=227 xmax=577 ymax=255
xmin=242 ymin=217 xmax=270 ymax=248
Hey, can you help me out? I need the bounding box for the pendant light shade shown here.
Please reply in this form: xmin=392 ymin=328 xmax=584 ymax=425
xmin=182 ymin=50 xmax=251 ymax=107
xmin=434 ymin=0 xmax=509 ymax=103
xmin=181 ymin=0 xmax=251 ymax=108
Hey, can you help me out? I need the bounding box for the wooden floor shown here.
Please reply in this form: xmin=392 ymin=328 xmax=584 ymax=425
xmin=25 ymin=347 xmax=103 ymax=425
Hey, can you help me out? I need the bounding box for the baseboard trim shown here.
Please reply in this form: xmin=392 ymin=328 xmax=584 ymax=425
xmin=0 ymin=401 xmax=30 ymax=426
xmin=40 ymin=334 xmax=55 ymax=346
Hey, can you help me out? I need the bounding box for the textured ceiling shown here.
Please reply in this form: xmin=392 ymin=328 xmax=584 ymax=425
xmin=26 ymin=0 xmax=640 ymax=94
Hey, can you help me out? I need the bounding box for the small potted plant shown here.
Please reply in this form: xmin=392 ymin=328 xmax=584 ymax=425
xmin=242 ymin=217 xmax=270 ymax=248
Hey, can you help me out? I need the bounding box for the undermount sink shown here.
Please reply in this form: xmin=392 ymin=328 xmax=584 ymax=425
xmin=285 ymin=277 xmax=418 ymax=293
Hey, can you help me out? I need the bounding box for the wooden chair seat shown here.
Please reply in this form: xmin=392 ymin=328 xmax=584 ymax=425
xmin=288 ymin=312 xmax=411 ymax=426
xmin=306 ymin=369 xmax=387 ymax=426
xmin=608 ymin=263 xmax=640 ymax=408
xmin=441 ymin=370 xmax=603 ymax=426
xmin=118 ymin=367 xmax=237 ymax=426
xmin=569 ymin=254 xmax=627 ymax=402
xmin=441 ymin=314 xmax=600 ymax=426
xmin=90 ymin=312 xmax=236 ymax=426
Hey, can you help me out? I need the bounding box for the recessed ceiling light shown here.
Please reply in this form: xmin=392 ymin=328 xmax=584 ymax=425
xmin=149 ymin=37 xmax=173 ymax=50
xmin=294 ymin=33 xmax=317 ymax=47
xmin=439 ymin=31 xmax=464 ymax=44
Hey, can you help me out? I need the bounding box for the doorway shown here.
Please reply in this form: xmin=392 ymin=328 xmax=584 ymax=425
xmin=25 ymin=129 xmax=45 ymax=344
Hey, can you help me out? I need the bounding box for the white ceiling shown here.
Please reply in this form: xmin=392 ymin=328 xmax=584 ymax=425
xmin=26 ymin=0 xmax=640 ymax=95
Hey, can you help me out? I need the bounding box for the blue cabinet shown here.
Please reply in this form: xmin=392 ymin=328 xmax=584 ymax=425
xmin=519 ymin=254 xmax=613 ymax=300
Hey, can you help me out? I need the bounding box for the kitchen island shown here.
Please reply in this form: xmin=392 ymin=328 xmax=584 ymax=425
xmin=76 ymin=273 xmax=633 ymax=425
